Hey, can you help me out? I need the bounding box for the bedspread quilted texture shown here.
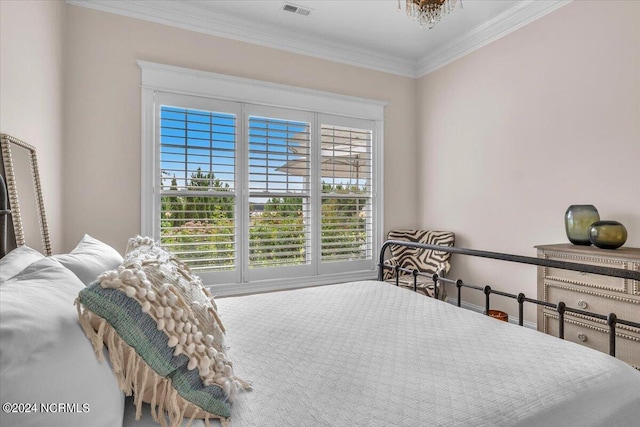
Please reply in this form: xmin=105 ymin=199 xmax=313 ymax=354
xmin=218 ymin=280 xmax=640 ymax=427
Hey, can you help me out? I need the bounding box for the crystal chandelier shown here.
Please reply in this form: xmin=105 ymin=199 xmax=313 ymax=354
xmin=399 ymin=0 xmax=462 ymax=29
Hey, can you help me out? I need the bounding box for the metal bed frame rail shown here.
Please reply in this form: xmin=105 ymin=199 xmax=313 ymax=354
xmin=0 ymin=175 xmax=10 ymax=258
xmin=378 ymin=240 xmax=640 ymax=359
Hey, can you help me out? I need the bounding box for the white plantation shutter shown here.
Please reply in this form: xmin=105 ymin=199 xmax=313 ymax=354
xmin=156 ymin=96 xmax=240 ymax=280
xmin=319 ymin=121 xmax=373 ymax=264
xmin=247 ymin=115 xmax=312 ymax=268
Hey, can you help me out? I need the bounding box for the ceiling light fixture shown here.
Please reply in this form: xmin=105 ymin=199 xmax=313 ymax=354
xmin=398 ymin=0 xmax=462 ymax=29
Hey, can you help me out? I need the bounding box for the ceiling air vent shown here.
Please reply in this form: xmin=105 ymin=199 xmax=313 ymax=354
xmin=282 ymin=2 xmax=312 ymax=16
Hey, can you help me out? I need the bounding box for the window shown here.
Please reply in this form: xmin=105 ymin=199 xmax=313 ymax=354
xmin=247 ymin=112 xmax=311 ymax=269
xmin=159 ymin=105 xmax=237 ymax=273
xmin=320 ymin=122 xmax=372 ymax=264
xmin=140 ymin=61 xmax=385 ymax=294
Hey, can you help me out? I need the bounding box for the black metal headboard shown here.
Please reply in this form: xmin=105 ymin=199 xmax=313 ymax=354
xmin=379 ymin=239 xmax=640 ymax=360
xmin=0 ymin=174 xmax=10 ymax=259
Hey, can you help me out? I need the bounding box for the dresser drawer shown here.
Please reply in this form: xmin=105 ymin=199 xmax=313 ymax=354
xmin=544 ymin=313 xmax=640 ymax=369
xmin=545 ymin=284 xmax=640 ymax=323
xmin=542 ymin=252 xmax=630 ymax=293
xmin=536 ymin=244 xmax=640 ymax=368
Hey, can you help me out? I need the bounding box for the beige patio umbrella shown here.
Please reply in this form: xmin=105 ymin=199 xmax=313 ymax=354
xmin=275 ymin=129 xmax=371 ymax=183
xmin=275 ymin=129 xmax=371 ymax=214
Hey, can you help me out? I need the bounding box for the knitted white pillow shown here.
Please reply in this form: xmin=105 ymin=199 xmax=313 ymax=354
xmin=76 ymin=236 xmax=249 ymax=427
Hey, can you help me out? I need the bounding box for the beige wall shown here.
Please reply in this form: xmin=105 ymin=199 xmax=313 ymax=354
xmin=63 ymin=5 xmax=418 ymax=253
xmin=0 ymin=0 xmax=65 ymax=253
xmin=3 ymin=1 xmax=637 ymax=321
xmin=417 ymin=0 xmax=640 ymax=319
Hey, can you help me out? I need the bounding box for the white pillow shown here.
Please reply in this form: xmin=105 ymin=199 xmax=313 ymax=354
xmin=0 ymin=257 xmax=124 ymax=427
xmin=0 ymin=245 xmax=44 ymax=283
xmin=51 ymin=234 xmax=123 ymax=285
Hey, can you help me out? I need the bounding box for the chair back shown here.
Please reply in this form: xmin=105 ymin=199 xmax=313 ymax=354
xmin=387 ymin=229 xmax=455 ymax=275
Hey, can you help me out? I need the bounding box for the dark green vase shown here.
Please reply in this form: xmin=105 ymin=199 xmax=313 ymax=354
xmin=565 ymin=205 xmax=599 ymax=245
xmin=589 ymin=220 xmax=627 ymax=249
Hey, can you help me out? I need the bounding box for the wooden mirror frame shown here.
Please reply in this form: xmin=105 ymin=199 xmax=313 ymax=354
xmin=0 ymin=134 xmax=51 ymax=256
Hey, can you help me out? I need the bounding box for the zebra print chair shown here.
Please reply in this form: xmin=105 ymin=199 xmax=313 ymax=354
xmin=383 ymin=229 xmax=455 ymax=300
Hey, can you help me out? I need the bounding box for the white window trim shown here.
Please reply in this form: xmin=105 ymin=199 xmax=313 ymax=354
xmin=138 ymin=61 xmax=386 ymax=120
xmin=139 ymin=61 xmax=386 ymax=296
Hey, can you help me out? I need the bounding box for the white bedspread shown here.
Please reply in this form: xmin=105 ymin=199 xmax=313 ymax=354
xmin=211 ymin=280 xmax=640 ymax=426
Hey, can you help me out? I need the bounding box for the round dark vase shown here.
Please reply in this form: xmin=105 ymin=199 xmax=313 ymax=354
xmin=589 ymin=220 xmax=627 ymax=249
xmin=565 ymin=205 xmax=600 ymax=245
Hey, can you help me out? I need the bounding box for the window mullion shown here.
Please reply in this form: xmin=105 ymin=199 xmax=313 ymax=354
xmin=310 ymin=113 xmax=321 ymax=275
xmin=239 ymin=104 xmax=248 ymax=283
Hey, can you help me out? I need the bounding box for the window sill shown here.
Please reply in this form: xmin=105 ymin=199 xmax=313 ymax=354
xmin=208 ymin=269 xmax=378 ymax=297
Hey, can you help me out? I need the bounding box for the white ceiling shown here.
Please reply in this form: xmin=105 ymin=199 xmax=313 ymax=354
xmin=68 ymin=0 xmax=571 ymax=77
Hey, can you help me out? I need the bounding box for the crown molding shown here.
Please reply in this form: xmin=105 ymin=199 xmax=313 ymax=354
xmin=417 ymin=0 xmax=572 ymax=77
xmin=66 ymin=0 xmax=418 ymax=78
xmin=67 ymin=0 xmax=571 ymax=79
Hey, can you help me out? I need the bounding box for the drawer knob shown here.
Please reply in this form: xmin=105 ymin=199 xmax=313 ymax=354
xmin=577 ymin=333 xmax=588 ymax=342
xmin=577 ymin=299 xmax=588 ymax=309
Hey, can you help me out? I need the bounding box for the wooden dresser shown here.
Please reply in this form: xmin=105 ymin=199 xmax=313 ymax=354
xmin=536 ymin=244 xmax=640 ymax=369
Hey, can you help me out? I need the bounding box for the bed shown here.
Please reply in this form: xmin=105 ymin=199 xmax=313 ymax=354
xmin=1 ymin=134 xmax=640 ymax=427
xmin=217 ymin=279 xmax=640 ymax=426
